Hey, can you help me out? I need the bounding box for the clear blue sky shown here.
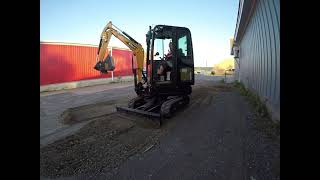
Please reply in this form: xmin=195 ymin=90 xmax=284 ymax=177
xmin=40 ymin=0 xmax=239 ymax=67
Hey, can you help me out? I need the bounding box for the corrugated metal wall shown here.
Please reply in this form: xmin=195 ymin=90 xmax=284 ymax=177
xmin=235 ymin=0 xmax=280 ymax=120
xmin=40 ymin=43 xmax=133 ymax=85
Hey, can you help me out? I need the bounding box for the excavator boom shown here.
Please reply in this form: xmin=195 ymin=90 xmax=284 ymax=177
xmin=95 ymin=21 xmax=145 ymax=82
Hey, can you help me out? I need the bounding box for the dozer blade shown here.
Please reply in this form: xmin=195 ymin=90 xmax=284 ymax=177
xmin=116 ymin=106 xmax=161 ymax=119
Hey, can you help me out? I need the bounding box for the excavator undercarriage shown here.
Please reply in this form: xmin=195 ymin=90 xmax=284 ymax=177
xmin=116 ymin=95 xmax=190 ymax=126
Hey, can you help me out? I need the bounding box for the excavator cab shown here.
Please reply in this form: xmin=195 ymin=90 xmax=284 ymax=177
xmin=146 ymin=25 xmax=194 ymax=96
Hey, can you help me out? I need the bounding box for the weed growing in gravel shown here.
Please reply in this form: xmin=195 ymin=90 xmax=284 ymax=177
xmin=233 ymin=81 xmax=280 ymax=139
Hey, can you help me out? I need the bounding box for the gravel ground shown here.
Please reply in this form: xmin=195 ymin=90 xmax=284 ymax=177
xmin=243 ymin=113 xmax=280 ymax=180
xmin=40 ymin=75 xmax=279 ymax=180
xmin=40 ymin=113 xmax=167 ymax=178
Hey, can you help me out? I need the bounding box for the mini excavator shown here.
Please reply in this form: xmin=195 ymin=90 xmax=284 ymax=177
xmin=94 ymin=21 xmax=194 ymax=126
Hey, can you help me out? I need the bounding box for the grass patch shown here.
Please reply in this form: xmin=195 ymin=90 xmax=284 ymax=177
xmin=233 ymin=81 xmax=269 ymax=118
xmin=233 ymin=81 xmax=280 ymax=140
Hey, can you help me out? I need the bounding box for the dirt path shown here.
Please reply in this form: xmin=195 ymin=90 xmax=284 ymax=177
xmin=40 ymin=75 xmax=279 ymax=180
xmin=40 ymin=82 xmax=135 ymax=147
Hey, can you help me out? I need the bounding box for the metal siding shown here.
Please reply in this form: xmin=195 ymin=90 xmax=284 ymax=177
xmin=255 ymin=10 xmax=262 ymax=96
xmin=255 ymin=15 xmax=260 ymax=94
xmin=258 ymin=0 xmax=267 ymax=98
xmin=40 ymin=43 xmax=133 ymax=85
xmin=271 ymin=0 xmax=280 ymax=109
xmin=243 ymin=26 xmax=248 ymax=86
xmin=262 ymin=0 xmax=271 ymax=100
xmin=235 ymin=0 xmax=280 ymax=120
xmin=258 ymin=0 xmax=266 ymax=98
xmin=251 ymin=13 xmax=256 ymax=92
xmin=247 ymin=27 xmax=251 ymax=86
xmin=273 ymin=0 xmax=280 ymax=28
xmin=256 ymin=16 xmax=260 ymax=92
xmin=269 ymin=0 xmax=277 ymax=105
xmin=252 ymin=15 xmax=258 ymax=92
xmin=251 ymin=17 xmax=255 ymax=90
xmin=256 ymin=9 xmax=263 ymax=97
xmin=249 ymin=19 xmax=254 ymax=89
xmin=252 ymin=16 xmax=256 ymax=90
xmin=265 ymin=0 xmax=276 ymax=104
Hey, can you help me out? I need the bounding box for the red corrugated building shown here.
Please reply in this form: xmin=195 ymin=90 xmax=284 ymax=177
xmin=40 ymin=42 xmax=133 ymax=85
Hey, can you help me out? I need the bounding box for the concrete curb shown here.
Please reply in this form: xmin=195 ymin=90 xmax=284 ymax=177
xmin=40 ymin=76 xmax=134 ymax=93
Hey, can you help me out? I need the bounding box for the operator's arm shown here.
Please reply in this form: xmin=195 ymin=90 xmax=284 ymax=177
xmin=164 ymin=51 xmax=173 ymax=60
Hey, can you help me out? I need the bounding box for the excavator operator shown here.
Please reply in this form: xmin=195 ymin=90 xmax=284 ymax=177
xmin=157 ymin=41 xmax=173 ymax=80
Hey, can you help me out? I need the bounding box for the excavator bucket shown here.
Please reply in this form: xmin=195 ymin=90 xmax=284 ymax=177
xmin=116 ymin=106 xmax=161 ymax=118
xmin=94 ymin=61 xmax=107 ymax=73
xmin=115 ymin=96 xmax=163 ymax=127
xmin=115 ymin=95 xmax=189 ymax=127
xmin=104 ymin=54 xmax=115 ymax=71
xmin=94 ymin=54 xmax=115 ymax=73
xmin=116 ymin=106 xmax=162 ymax=127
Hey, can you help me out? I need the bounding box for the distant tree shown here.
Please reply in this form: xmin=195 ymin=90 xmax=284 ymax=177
xmin=212 ymin=57 xmax=235 ymax=75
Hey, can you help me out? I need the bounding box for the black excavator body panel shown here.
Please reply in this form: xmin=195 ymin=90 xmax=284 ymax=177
xmin=112 ymin=24 xmax=195 ymax=125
